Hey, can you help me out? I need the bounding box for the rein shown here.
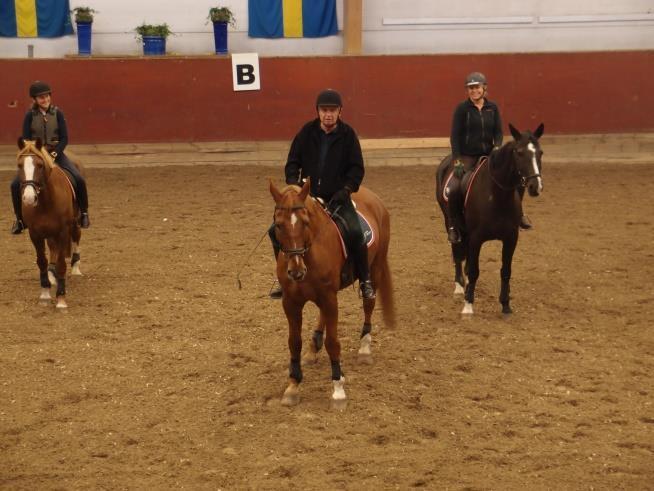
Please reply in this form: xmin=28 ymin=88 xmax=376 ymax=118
xmin=488 ymin=151 xmax=541 ymax=191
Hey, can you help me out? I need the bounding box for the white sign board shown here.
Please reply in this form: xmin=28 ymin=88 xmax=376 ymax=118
xmin=231 ymin=53 xmax=261 ymax=91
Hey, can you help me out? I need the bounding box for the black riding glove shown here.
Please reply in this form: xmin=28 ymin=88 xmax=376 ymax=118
xmin=330 ymin=188 xmax=351 ymax=206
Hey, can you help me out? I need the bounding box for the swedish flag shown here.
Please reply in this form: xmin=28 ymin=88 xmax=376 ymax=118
xmin=248 ymin=0 xmax=337 ymax=38
xmin=0 ymin=0 xmax=73 ymax=37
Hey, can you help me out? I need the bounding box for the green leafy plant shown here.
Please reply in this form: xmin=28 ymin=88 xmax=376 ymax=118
xmin=208 ymin=7 xmax=235 ymax=26
xmin=134 ymin=22 xmax=174 ymax=40
xmin=71 ymin=6 xmax=97 ymax=23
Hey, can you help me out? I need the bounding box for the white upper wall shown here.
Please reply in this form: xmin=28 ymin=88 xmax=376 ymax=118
xmin=0 ymin=0 xmax=652 ymax=58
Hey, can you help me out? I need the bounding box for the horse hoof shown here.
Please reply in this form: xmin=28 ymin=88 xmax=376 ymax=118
xmin=39 ymin=289 xmax=52 ymax=302
xmin=358 ymin=333 xmax=372 ymax=361
xmin=330 ymin=398 xmax=348 ymax=411
xmin=56 ymin=299 xmax=68 ymax=309
xmin=281 ymin=385 xmax=300 ymax=406
xmin=502 ymin=305 xmax=513 ymax=315
xmin=454 ymin=283 xmax=465 ymax=295
xmin=331 ymin=376 xmax=346 ymax=403
xmin=71 ymin=265 xmax=82 ymax=276
xmin=461 ymin=302 xmax=474 ymax=315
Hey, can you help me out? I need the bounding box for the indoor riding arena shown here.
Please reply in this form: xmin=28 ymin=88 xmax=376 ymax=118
xmin=1 ymin=1 xmax=653 ymax=489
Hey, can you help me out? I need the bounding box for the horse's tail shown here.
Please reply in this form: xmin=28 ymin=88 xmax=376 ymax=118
xmin=377 ymin=254 xmax=396 ymax=329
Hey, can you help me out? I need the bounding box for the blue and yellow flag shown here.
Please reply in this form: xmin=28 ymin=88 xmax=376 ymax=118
xmin=0 ymin=0 xmax=73 ymax=37
xmin=248 ymin=0 xmax=337 ymax=38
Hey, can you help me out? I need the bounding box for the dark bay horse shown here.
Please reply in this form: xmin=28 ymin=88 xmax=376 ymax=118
xmin=435 ymin=123 xmax=544 ymax=315
xmin=16 ymin=138 xmax=83 ymax=309
xmin=269 ymin=179 xmax=395 ymax=407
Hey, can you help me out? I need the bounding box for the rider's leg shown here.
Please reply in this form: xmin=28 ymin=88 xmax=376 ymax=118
xmin=341 ymin=201 xmax=375 ymax=300
xmin=56 ymin=154 xmax=90 ymax=228
xmin=10 ymin=176 xmax=25 ymax=234
xmin=517 ymin=186 xmax=532 ymax=229
xmin=268 ymin=222 xmax=283 ymax=299
xmin=446 ymin=176 xmax=462 ymax=244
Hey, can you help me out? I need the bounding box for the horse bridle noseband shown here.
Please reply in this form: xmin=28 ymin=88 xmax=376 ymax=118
xmin=488 ymin=150 xmax=541 ymax=191
xmin=274 ymin=204 xmax=311 ymax=258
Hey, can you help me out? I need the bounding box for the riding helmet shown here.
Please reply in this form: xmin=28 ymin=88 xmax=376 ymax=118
xmin=316 ymin=89 xmax=343 ymax=108
xmin=29 ymin=81 xmax=52 ymax=98
xmin=465 ymin=72 xmax=487 ymax=86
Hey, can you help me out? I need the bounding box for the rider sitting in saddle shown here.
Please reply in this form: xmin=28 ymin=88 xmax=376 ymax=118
xmin=446 ymin=72 xmax=531 ymax=244
xmin=268 ymin=89 xmax=375 ymax=301
xmin=10 ymin=81 xmax=90 ymax=234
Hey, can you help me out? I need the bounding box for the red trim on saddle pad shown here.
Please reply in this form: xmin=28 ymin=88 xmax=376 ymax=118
xmin=53 ymin=166 xmax=77 ymax=201
xmin=464 ymin=156 xmax=488 ymax=209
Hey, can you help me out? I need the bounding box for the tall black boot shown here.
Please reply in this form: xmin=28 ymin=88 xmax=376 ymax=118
xmin=268 ymin=224 xmax=283 ymax=299
xmin=354 ymin=243 xmax=375 ymax=300
xmin=10 ymin=178 xmax=24 ymax=234
xmin=445 ymin=176 xmax=462 ymax=243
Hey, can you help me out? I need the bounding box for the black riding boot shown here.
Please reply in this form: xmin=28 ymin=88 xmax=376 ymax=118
xmin=77 ymin=181 xmax=90 ymax=228
xmin=445 ymin=175 xmax=463 ymax=244
xmin=10 ymin=178 xmax=24 ymax=234
xmin=353 ymin=243 xmax=375 ymax=300
xmin=446 ymin=204 xmax=461 ymax=244
xmin=268 ymin=223 xmax=283 ymax=299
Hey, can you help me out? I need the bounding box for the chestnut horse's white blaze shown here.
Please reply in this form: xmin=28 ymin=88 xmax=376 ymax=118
xmin=21 ymin=156 xmax=38 ymax=205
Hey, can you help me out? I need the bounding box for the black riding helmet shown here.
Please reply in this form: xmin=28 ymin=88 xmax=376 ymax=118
xmin=29 ymin=81 xmax=51 ymax=98
xmin=316 ymin=89 xmax=342 ymax=108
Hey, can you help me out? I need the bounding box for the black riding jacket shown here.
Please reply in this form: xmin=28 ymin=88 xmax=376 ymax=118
xmin=285 ymin=118 xmax=364 ymax=201
xmin=450 ymin=98 xmax=503 ymax=160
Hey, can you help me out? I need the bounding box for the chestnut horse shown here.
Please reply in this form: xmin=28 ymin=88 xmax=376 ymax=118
xmin=435 ymin=123 xmax=544 ymax=315
xmin=16 ymin=138 xmax=83 ymax=308
xmin=269 ymin=179 xmax=395 ymax=407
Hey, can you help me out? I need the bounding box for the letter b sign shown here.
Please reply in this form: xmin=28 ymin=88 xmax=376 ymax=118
xmin=232 ymin=53 xmax=261 ymax=91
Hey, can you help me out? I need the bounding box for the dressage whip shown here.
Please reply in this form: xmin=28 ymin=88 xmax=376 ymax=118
xmin=236 ymin=227 xmax=270 ymax=290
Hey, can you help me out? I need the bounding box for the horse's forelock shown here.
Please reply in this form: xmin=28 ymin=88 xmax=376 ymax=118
xmin=17 ymin=141 xmax=54 ymax=169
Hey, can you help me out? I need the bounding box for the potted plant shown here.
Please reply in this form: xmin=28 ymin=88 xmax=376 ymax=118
xmin=135 ymin=23 xmax=173 ymax=56
xmin=208 ymin=7 xmax=235 ymax=55
xmin=72 ymin=7 xmax=97 ymax=56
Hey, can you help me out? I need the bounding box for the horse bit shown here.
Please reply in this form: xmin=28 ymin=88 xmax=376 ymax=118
xmin=274 ymin=204 xmax=311 ymax=258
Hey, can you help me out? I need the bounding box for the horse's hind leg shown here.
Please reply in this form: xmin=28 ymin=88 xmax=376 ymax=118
xmin=32 ymin=236 xmax=52 ymax=303
xmin=357 ymin=289 xmax=376 ymax=365
xmin=463 ymin=241 xmax=481 ymax=315
xmin=71 ymin=224 xmax=82 ymax=276
xmin=303 ymin=315 xmax=325 ymax=365
xmin=50 ymin=234 xmax=69 ymax=309
xmin=499 ymin=235 xmax=518 ymax=314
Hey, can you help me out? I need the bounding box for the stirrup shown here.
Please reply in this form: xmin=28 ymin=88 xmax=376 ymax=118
xmin=359 ymin=280 xmax=376 ymax=300
xmin=519 ymin=214 xmax=533 ymax=230
xmin=447 ymin=227 xmax=461 ymax=244
xmin=80 ymin=212 xmax=90 ymax=228
xmin=11 ymin=219 xmax=25 ymax=235
xmin=269 ymin=279 xmax=283 ymax=299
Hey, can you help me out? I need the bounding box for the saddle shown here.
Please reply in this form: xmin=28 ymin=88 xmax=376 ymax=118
xmin=316 ymin=197 xmax=375 ymax=289
xmin=442 ymin=156 xmax=488 ymax=208
xmin=56 ymin=166 xmax=78 ymax=203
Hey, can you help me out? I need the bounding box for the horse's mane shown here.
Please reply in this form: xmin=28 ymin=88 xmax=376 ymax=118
xmin=17 ymin=141 xmax=55 ymax=169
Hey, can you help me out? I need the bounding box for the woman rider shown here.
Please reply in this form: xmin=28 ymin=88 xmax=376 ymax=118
xmin=446 ymin=72 xmax=531 ymax=244
xmin=10 ymin=81 xmax=90 ymax=234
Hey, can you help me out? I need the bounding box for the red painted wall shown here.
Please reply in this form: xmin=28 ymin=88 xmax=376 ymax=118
xmin=0 ymin=51 xmax=651 ymax=144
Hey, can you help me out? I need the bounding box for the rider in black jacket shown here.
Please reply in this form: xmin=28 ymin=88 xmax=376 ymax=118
xmin=268 ymin=89 xmax=375 ymax=300
xmin=10 ymin=81 xmax=90 ymax=234
xmin=446 ymin=72 xmax=531 ymax=244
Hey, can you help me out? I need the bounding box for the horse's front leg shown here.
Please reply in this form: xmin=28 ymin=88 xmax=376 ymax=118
xmin=319 ymin=293 xmax=346 ymax=408
xmin=452 ymin=242 xmax=466 ymax=295
xmin=281 ymin=296 xmax=304 ymax=406
xmin=499 ymin=233 xmax=518 ymax=314
xmin=463 ymin=239 xmax=482 ymax=315
xmin=31 ymin=235 xmax=52 ymax=303
xmin=71 ymin=223 xmax=82 ymax=276
xmin=303 ymin=314 xmax=325 ymax=365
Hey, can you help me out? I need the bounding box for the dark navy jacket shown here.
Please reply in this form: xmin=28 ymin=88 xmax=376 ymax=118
xmin=285 ymin=118 xmax=364 ymax=201
xmin=450 ymin=98 xmax=503 ymax=160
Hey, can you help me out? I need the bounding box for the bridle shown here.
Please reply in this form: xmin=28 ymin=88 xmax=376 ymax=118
xmin=274 ymin=203 xmax=311 ymax=258
xmin=488 ymin=144 xmax=541 ymax=191
xmin=18 ymin=152 xmax=46 ymax=197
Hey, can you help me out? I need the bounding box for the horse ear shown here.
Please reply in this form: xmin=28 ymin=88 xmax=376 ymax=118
xmin=17 ymin=137 xmax=26 ymax=149
xmin=533 ymin=123 xmax=544 ymax=139
xmin=34 ymin=137 xmax=43 ymax=150
xmin=269 ymin=179 xmax=283 ymax=203
xmin=298 ymin=178 xmax=311 ymax=202
xmin=509 ymin=123 xmax=521 ymax=141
